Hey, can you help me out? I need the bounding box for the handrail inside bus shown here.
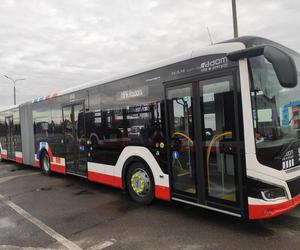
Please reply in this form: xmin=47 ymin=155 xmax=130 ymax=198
xmin=171 ymin=132 xmax=194 ymax=145
xmin=206 ymin=131 xmax=232 ymax=193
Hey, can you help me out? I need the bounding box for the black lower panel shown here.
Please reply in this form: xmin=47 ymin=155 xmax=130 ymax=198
xmin=90 ymin=148 xmax=122 ymax=165
xmin=288 ymin=177 xmax=300 ymax=198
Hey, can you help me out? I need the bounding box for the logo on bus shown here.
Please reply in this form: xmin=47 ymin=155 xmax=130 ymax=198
xmin=200 ymin=57 xmax=228 ymax=71
xmin=171 ymin=56 xmax=228 ymax=77
xmin=118 ymin=86 xmax=148 ymax=100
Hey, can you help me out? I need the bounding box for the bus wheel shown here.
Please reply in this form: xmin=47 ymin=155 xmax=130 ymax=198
xmin=91 ymin=136 xmax=98 ymax=146
xmin=126 ymin=162 xmax=154 ymax=205
xmin=41 ymin=152 xmax=51 ymax=175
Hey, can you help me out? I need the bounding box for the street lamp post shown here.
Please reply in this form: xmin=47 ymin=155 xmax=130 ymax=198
xmin=2 ymin=75 xmax=26 ymax=105
xmin=232 ymin=0 xmax=239 ymax=38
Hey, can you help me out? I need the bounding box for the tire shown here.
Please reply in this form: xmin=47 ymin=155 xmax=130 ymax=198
xmin=126 ymin=162 xmax=154 ymax=205
xmin=40 ymin=152 xmax=51 ymax=175
xmin=91 ymin=136 xmax=98 ymax=146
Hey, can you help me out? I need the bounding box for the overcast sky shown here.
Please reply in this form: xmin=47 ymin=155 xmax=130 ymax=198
xmin=0 ymin=0 xmax=299 ymax=108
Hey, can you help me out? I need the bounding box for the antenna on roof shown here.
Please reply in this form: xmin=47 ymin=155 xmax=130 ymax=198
xmin=206 ymin=27 xmax=214 ymax=45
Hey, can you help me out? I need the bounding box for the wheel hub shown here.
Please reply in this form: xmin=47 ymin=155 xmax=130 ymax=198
xmin=130 ymin=169 xmax=151 ymax=197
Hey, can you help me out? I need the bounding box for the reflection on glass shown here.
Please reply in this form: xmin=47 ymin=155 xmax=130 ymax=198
xmin=250 ymin=51 xmax=300 ymax=170
xmin=201 ymin=77 xmax=237 ymax=202
xmin=168 ymin=85 xmax=196 ymax=194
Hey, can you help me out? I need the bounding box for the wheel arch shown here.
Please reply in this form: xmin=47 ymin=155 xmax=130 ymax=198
xmin=90 ymin=133 xmax=100 ymax=143
xmin=121 ymin=156 xmax=154 ymax=191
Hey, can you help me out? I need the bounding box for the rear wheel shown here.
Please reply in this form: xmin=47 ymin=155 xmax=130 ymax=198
xmin=41 ymin=152 xmax=51 ymax=175
xmin=91 ymin=136 xmax=98 ymax=146
xmin=126 ymin=162 xmax=154 ymax=205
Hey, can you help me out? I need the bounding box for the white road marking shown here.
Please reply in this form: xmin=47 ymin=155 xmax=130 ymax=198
xmin=0 ymin=194 xmax=82 ymax=250
xmin=86 ymin=239 xmax=116 ymax=250
xmin=0 ymin=245 xmax=58 ymax=250
xmin=0 ymin=167 xmax=116 ymax=250
xmin=0 ymin=173 xmax=40 ymax=184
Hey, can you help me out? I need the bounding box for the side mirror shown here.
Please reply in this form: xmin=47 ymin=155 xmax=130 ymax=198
xmin=227 ymin=45 xmax=298 ymax=88
xmin=264 ymin=46 xmax=297 ymax=88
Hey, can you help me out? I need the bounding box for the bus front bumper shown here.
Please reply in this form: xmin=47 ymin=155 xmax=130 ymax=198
xmin=248 ymin=194 xmax=300 ymax=220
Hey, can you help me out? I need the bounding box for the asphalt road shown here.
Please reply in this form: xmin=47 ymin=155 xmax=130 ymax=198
xmin=0 ymin=161 xmax=300 ymax=250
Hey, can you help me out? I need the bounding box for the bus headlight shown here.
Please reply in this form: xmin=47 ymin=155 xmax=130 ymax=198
xmin=261 ymin=187 xmax=287 ymax=201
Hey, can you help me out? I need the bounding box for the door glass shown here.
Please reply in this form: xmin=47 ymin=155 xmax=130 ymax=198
xmin=73 ymin=104 xmax=87 ymax=173
xmin=5 ymin=117 xmax=14 ymax=159
xmin=63 ymin=104 xmax=86 ymax=174
xmin=200 ymin=76 xmax=238 ymax=203
xmin=168 ymin=85 xmax=196 ymax=194
xmin=63 ymin=106 xmax=76 ymax=169
xmin=10 ymin=117 xmax=14 ymax=159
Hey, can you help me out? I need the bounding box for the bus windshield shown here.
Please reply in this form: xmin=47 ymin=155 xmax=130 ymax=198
xmin=249 ymin=49 xmax=300 ymax=170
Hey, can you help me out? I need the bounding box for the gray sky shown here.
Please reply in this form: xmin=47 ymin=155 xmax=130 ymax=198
xmin=0 ymin=0 xmax=299 ymax=108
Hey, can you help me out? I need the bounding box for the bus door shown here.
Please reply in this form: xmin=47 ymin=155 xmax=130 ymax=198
xmin=166 ymin=84 xmax=198 ymax=198
xmin=5 ymin=116 xmax=14 ymax=160
xmin=62 ymin=103 xmax=87 ymax=176
xmin=165 ymin=72 xmax=244 ymax=216
xmin=199 ymin=75 xmax=243 ymax=214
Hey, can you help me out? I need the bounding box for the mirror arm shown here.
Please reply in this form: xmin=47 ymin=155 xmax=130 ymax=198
xmin=227 ymin=44 xmax=298 ymax=88
xmin=226 ymin=45 xmax=265 ymax=61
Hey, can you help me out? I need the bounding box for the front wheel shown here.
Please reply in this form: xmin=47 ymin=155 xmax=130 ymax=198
xmin=41 ymin=152 xmax=51 ymax=175
xmin=126 ymin=162 xmax=154 ymax=205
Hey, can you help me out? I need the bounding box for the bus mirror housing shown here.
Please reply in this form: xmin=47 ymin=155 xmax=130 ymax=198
xmin=227 ymin=45 xmax=298 ymax=88
xmin=264 ymin=46 xmax=297 ymax=88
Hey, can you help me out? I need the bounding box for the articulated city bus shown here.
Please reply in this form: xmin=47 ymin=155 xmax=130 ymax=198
xmin=0 ymin=36 xmax=300 ymax=220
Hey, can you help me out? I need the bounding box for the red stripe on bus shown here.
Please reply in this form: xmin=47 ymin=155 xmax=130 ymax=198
xmin=15 ymin=156 xmax=23 ymax=164
xmin=34 ymin=160 xmax=40 ymax=168
xmin=155 ymin=185 xmax=170 ymax=201
xmin=48 ymin=148 xmax=54 ymax=162
xmin=249 ymin=194 xmax=300 ymax=220
xmin=88 ymin=171 xmax=123 ymax=189
xmin=51 ymin=164 xmax=66 ymax=174
xmin=88 ymin=171 xmax=170 ymax=201
xmin=1 ymin=154 xmax=8 ymax=160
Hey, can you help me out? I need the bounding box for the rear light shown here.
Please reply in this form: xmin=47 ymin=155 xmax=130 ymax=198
xmin=261 ymin=187 xmax=287 ymax=201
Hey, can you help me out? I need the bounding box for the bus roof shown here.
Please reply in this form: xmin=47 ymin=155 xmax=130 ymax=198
xmin=0 ymin=105 xmax=19 ymax=113
xmin=56 ymin=35 xmax=300 ymax=99
xmin=38 ymin=41 xmax=245 ymax=101
xmin=2 ymin=35 xmax=283 ymax=111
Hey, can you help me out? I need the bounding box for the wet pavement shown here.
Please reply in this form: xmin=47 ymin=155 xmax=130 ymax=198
xmin=0 ymin=161 xmax=300 ymax=250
